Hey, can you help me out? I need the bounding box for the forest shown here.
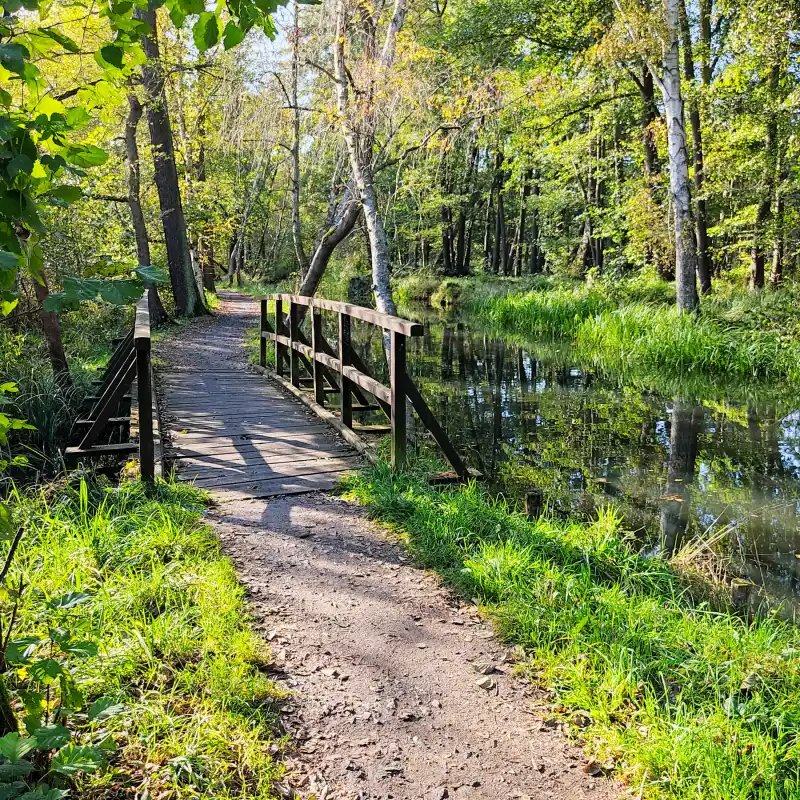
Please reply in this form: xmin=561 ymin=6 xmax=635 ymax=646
xmin=1 ymin=0 xmax=800 ymax=796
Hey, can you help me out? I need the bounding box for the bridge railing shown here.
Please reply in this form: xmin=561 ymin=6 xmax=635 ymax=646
xmin=66 ymin=292 xmax=155 ymax=480
xmin=259 ymin=294 xmax=467 ymax=480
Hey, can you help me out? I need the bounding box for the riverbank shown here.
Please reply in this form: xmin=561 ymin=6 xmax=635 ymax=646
xmin=394 ymin=274 xmax=800 ymax=385
xmin=2 ymin=478 xmax=286 ymax=798
xmin=342 ymin=462 xmax=800 ymax=800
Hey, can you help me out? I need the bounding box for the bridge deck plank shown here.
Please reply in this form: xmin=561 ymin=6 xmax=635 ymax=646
xmin=161 ymin=316 xmax=360 ymax=499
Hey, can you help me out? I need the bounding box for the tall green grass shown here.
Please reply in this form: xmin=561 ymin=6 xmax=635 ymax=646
xmin=470 ymin=282 xmax=800 ymax=383
xmin=342 ymin=464 xmax=800 ymax=800
xmin=7 ymin=479 xmax=285 ymax=798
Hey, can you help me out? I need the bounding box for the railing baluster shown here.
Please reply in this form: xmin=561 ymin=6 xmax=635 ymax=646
xmin=311 ymin=304 xmax=325 ymax=406
xmin=338 ymin=312 xmax=352 ymax=429
xmin=275 ymin=297 xmax=285 ymax=377
xmin=260 ymin=298 xmax=268 ymax=368
xmin=289 ymin=300 xmax=300 ymax=388
xmin=390 ymin=330 xmax=407 ymax=470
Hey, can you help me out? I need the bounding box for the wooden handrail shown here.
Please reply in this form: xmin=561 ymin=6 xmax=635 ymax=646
xmin=260 ymin=294 xmax=467 ymax=480
xmin=261 ymin=294 xmax=424 ymax=336
xmin=66 ymin=291 xmax=156 ymax=481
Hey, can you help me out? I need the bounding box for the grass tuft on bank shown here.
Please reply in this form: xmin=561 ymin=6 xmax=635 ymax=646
xmin=4 ymin=478 xmax=285 ymax=799
xmin=342 ymin=463 xmax=800 ymax=800
xmin=467 ymin=280 xmax=800 ymax=383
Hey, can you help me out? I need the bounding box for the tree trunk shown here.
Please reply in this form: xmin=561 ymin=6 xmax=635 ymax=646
xmin=137 ymin=2 xmax=206 ymax=317
xmin=454 ymin=139 xmax=478 ymax=275
xmin=333 ymin=0 xmax=404 ymax=316
xmin=291 ymin=0 xmax=308 ymax=275
xmin=770 ymin=188 xmax=785 ymax=287
xmin=511 ymin=170 xmax=531 ymax=277
xmin=297 ymin=191 xmax=361 ymax=298
xmin=32 ymin=275 xmax=71 ymax=385
xmin=652 ymin=0 xmax=699 ymax=312
xmin=125 ymin=92 xmax=168 ymax=326
xmin=529 ymin=178 xmax=542 ymax=273
xmin=750 ymin=64 xmax=780 ymax=291
xmin=679 ymin=0 xmax=712 ymax=294
xmin=640 ymin=66 xmax=660 ymax=180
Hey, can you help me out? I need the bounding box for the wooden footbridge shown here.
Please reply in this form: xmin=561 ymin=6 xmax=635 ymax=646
xmin=68 ymin=292 xmax=468 ymax=499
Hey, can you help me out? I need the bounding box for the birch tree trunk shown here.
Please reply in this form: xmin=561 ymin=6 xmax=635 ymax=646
xmin=333 ymin=0 xmax=405 ymax=316
xmin=290 ymin=0 xmax=308 ymax=275
xmin=653 ymin=0 xmax=699 ymax=312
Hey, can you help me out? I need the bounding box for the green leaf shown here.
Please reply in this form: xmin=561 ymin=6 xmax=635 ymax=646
xmin=0 ymin=251 xmax=20 ymax=271
xmin=0 ymin=43 xmax=29 ymax=76
xmin=168 ymin=0 xmax=186 ymax=28
xmin=50 ymin=744 xmax=104 ymax=776
xmin=64 ymin=144 xmax=108 ymax=168
xmin=20 ymin=789 xmax=69 ymax=800
xmin=20 ymin=788 xmax=69 ymax=800
xmin=192 ymin=12 xmax=219 ymax=51
xmin=98 ymin=279 xmax=142 ymax=305
xmin=0 ymin=503 xmax=11 ymax=536
xmin=178 ymin=0 xmax=204 ymax=12
xmin=65 ymin=107 xmax=90 ymax=128
xmin=48 ymin=591 xmax=91 ymax=610
xmin=43 ymin=185 xmax=82 ymax=206
xmin=61 ymin=640 xmax=98 ymax=659
xmin=6 ymin=637 xmax=40 ymax=665
xmin=97 ymin=44 xmax=124 ymax=69
xmin=31 ymin=725 xmax=70 ymax=751
xmin=222 ymin=21 xmax=244 ymax=49
xmin=0 ymin=733 xmax=37 ymax=762
xmin=0 ymin=783 xmax=25 ymax=800
xmin=41 ymin=292 xmax=78 ymax=313
xmin=7 ymin=155 xmax=33 ymax=180
xmin=133 ymin=265 xmax=166 ymax=284
xmin=0 ymin=762 xmax=33 ymax=779
xmin=30 ymin=659 xmax=63 ymax=683
xmin=88 ymin=697 xmax=125 ymax=722
xmin=37 ymin=29 xmax=80 ymax=53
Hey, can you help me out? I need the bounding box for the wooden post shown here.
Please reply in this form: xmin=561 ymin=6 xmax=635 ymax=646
xmin=275 ymin=298 xmax=286 ymax=377
xmin=731 ymin=579 xmax=752 ymax=609
xmin=311 ymin=305 xmax=325 ymax=406
xmin=289 ymin=300 xmax=300 ymax=388
xmin=338 ymin=312 xmax=352 ymax=429
xmin=525 ymin=490 xmax=543 ymax=519
xmin=136 ymin=343 xmax=154 ymax=482
xmin=390 ymin=330 xmax=407 ymax=471
xmin=259 ymin=298 xmax=267 ymax=368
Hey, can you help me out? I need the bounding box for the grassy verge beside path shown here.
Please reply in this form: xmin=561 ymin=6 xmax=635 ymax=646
xmin=342 ymin=463 xmax=800 ymax=800
xmin=4 ymin=478 xmax=285 ymax=799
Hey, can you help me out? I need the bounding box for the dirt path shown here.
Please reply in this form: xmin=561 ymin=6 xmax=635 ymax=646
xmin=158 ymin=294 xmax=621 ymax=800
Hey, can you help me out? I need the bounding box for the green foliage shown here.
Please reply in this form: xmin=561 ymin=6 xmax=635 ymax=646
xmin=0 ymin=479 xmax=285 ymax=798
xmin=469 ymin=279 xmax=800 ymax=383
xmin=342 ymin=464 xmax=800 ymax=799
xmin=0 ymin=0 xmax=285 ymax=318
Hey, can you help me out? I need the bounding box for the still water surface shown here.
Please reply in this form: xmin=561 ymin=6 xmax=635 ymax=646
xmin=344 ymin=303 xmax=800 ymax=612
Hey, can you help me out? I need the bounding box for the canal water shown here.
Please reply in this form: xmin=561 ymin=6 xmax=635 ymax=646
xmin=343 ymin=303 xmax=800 ymax=612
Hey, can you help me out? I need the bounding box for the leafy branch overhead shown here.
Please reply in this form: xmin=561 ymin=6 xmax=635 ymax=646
xmin=0 ymin=0 xmax=288 ymax=316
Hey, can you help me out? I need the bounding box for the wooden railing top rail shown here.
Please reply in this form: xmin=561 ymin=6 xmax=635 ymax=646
xmin=261 ymin=293 xmax=424 ymax=337
xmin=133 ymin=293 xmax=151 ymax=350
